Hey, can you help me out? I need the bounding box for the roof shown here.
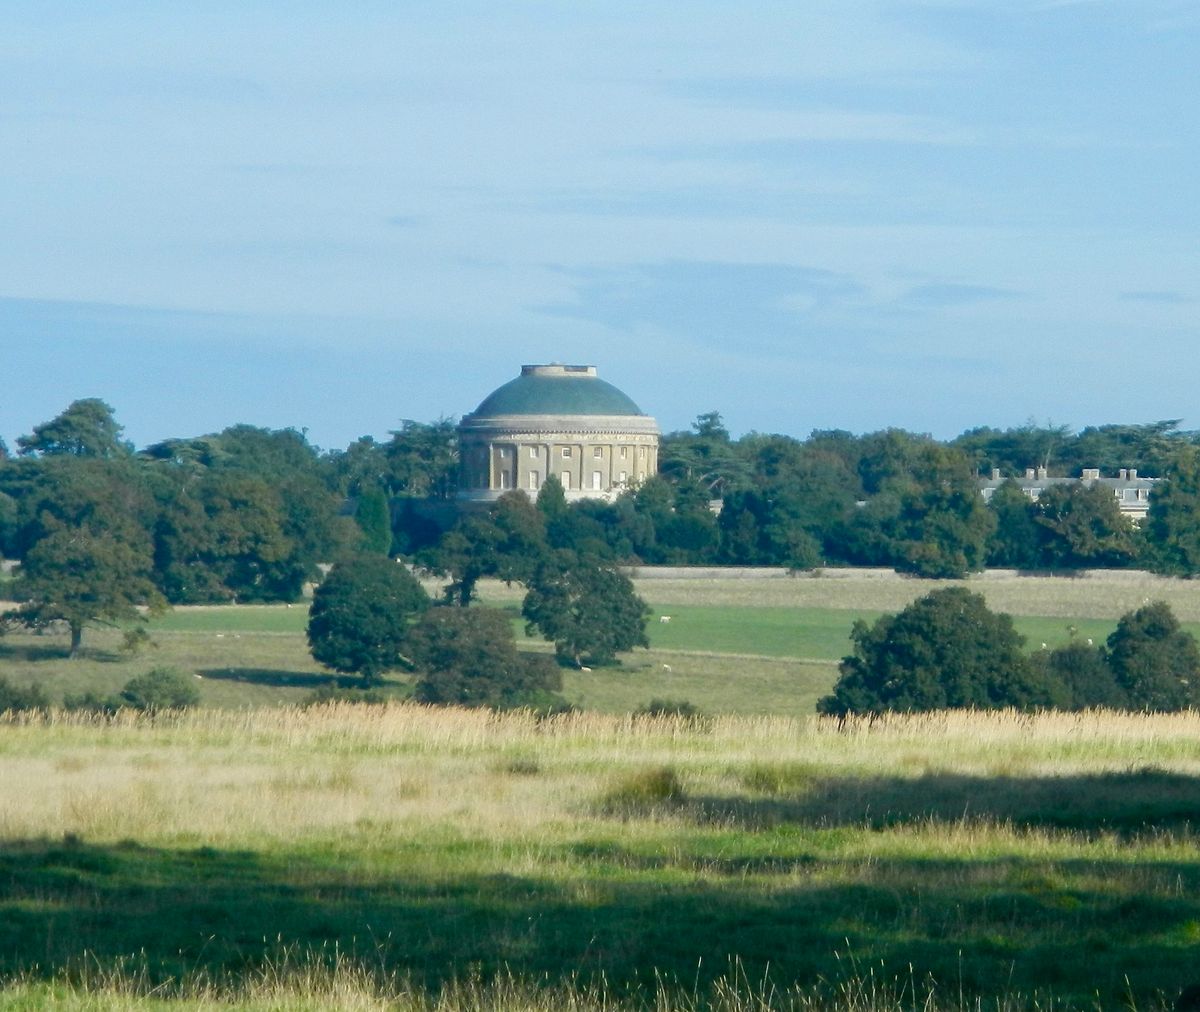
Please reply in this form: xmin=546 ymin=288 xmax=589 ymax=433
xmin=467 ymin=364 xmax=647 ymax=418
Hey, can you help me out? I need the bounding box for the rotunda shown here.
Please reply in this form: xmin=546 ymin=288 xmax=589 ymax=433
xmin=457 ymin=364 xmax=659 ymax=503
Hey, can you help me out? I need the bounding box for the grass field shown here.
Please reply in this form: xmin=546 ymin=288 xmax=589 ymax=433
xmin=4 ymin=570 xmax=1200 ymax=718
xmin=5 ymin=571 xmax=1200 ymax=1008
xmin=2 ymin=705 xmax=1200 ymax=1009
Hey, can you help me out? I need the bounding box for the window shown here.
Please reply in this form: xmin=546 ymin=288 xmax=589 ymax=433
xmin=529 ymin=472 xmax=540 ymax=490
xmin=529 ymin=446 xmax=538 ymax=459
xmin=592 ymin=470 xmax=602 ymax=490
xmin=498 ymin=446 xmax=509 ymax=457
xmin=561 ymin=472 xmax=571 ymax=490
xmin=620 ymin=446 xmax=628 ymax=460
xmin=639 ymin=446 xmax=646 ymax=459
xmin=498 ymin=471 xmax=510 ymax=490
xmin=593 ymin=446 xmax=603 ymax=459
xmin=618 ymin=470 xmax=627 ymax=484
xmin=561 ymin=447 xmax=571 ymax=458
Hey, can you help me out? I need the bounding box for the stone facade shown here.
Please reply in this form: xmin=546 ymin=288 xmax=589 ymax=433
xmin=458 ymin=365 xmax=659 ymax=504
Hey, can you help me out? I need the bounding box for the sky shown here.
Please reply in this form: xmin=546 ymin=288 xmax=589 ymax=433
xmin=2 ymin=1 xmax=1197 ymax=453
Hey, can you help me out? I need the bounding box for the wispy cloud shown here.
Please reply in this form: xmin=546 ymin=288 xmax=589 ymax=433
xmin=902 ymin=283 xmax=1024 ymax=307
xmin=1119 ymin=290 xmax=1194 ymax=304
xmin=532 ymin=261 xmax=866 ymax=349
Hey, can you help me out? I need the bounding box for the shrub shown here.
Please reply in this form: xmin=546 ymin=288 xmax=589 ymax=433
xmin=1032 ymin=640 xmax=1126 ymax=710
xmin=634 ymin=697 xmax=702 ymax=719
xmin=301 ymin=685 xmax=388 ymax=707
xmin=0 ymin=677 xmax=48 ymax=712
xmin=118 ymin=667 xmax=200 ymax=711
xmin=600 ymin=765 xmax=686 ymax=812
xmin=410 ymin=607 xmax=565 ymax=709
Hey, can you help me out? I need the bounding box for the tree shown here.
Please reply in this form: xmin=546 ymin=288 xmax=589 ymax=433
xmin=354 ymin=485 xmax=393 ymax=555
xmin=3 ymin=459 xmax=163 ymax=655
xmin=1031 ymin=640 xmax=1125 ymax=710
xmin=17 ymin=399 xmax=131 ymax=458
xmin=1143 ymin=446 xmax=1200 ymax=576
xmin=7 ymin=519 xmax=164 ymax=656
xmin=385 ymin=419 xmax=459 ymax=499
xmin=818 ymin=588 xmax=1043 ymax=715
xmin=847 ymin=440 xmax=996 ymax=578
xmin=307 ymin=555 xmax=430 ymax=685
xmin=408 ymin=606 xmax=563 ymax=708
xmin=986 ymin=480 xmax=1042 ymax=568
xmin=522 ymin=552 xmax=650 ymax=667
xmin=1106 ymin=601 xmax=1200 ymax=711
xmin=1034 ymin=482 xmax=1138 ymax=569
xmin=419 ymin=492 xmax=547 ymax=605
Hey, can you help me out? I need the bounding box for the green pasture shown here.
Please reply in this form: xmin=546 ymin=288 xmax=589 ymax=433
xmin=3 ymin=572 xmax=1200 ymax=718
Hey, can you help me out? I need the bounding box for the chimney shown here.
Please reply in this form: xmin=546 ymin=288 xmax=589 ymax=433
xmin=1037 ymin=467 xmax=1048 ymax=480
xmin=1129 ymin=468 xmax=1138 ymax=480
xmin=991 ymin=468 xmax=1001 ymax=481
xmin=1119 ymin=468 xmax=1128 ymax=480
xmin=1082 ymin=468 xmax=1100 ymax=481
xmin=1025 ymin=468 xmax=1035 ymax=480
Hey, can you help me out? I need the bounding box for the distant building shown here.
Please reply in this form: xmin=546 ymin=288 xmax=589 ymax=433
xmin=457 ymin=364 xmax=659 ymax=504
xmin=978 ymin=466 xmax=1159 ymax=522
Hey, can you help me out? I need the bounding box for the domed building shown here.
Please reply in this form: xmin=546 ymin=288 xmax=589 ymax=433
xmin=458 ymin=364 xmax=659 ymax=503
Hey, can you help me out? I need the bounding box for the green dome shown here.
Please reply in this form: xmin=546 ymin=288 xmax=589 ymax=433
xmin=469 ymin=365 xmax=646 ymax=418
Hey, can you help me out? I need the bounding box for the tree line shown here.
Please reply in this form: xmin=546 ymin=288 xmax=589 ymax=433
xmin=820 ymin=590 xmax=1200 ymax=716
xmin=6 ymin=399 xmax=1200 ymax=654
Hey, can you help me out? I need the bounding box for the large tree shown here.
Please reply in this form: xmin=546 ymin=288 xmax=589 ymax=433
xmin=818 ymin=588 xmax=1044 ymax=715
xmin=522 ymin=552 xmax=650 ymax=667
xmin=847 ymin=440 xmax=996 ymax=578
xmin=6 ymin=519 xmax=164 ymax=656
xmin=307 ymin=555 xmax=429 ymax=685
xmin=2 ymin=459 xmax=163 ymax=655
xmin=1034 ymin=482 xmax=1138 ymax=569
xmin=17 ymin=399 xmax=131 ymax=459
xmin=1106 ymin=601 xmax=1200 ymax=711
xmin=1143 ymin=447 xmax=1200 ymax=576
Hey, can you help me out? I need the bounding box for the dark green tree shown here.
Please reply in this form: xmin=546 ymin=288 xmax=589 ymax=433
xmin=307 ymin=555 xmax=430 ymax=685
xmin=522 ymin=552 xmax=650 ymax=667
xmin=17 ymin=399 xmax=131 ymax=458
xmin=3 ymin=459 xmax=163 ymax=655
xmin=1106 ymin=601 xmax=1200 ymax=711
xmin=1031 ymin=640 xmax=1125 ymax=710
xmin=1143 ymin=446 xmax=1200 ymax=576
xmin=847 ymin=441 xmax=996 ymax=578
xmin=354 ymin=484 xmax=393 ymax=555
xmin=385 ymin=419 xmax=459 ymax=499
xmin=1034 ymin=482 xmax=1137 ymax=569
xmin=986 ymin=480 xmax=1042 ymax=568
xmin=7 ymin=519 xmax=164 ymax=656
xmin=409 ymin=606 xmax=563 ymax=708
xmin=818 ymin=588 xmax=1043 ymax=715
xmin=420 ymin=492 xmax=547 ymax=605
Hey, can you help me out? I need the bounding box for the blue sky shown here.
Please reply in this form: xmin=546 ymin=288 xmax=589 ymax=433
xmin=2 ymin=2 xmax=1197 ymax=451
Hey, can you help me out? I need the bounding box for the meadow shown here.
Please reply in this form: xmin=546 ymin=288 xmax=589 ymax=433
xmin=5 ymin=569 xmax=1200 ymax=1009
xmin=2 ymin=705 xmax=1200 ymax=1009
xmin=5 ymin=568 xmax=1200 ymax=716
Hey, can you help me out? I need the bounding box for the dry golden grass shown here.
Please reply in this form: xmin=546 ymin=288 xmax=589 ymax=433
xmin=5 ymin=704 xmax=1200 ymax=850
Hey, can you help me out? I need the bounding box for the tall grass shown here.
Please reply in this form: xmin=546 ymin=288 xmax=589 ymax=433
xmin=2 ymin=705 xmax=1200 ymax=1007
